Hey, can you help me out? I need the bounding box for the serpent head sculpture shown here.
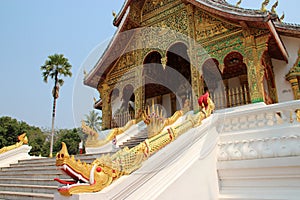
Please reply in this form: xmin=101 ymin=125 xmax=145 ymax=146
xmin=55 ymin=142 xmax=121 ymax=196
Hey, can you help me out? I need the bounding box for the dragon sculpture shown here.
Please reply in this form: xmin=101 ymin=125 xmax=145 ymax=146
xmin=82 ymin=119 xmax=137 ymax=147
xmin=55 ymin=99 xmax=215 ymax=196
xmin=0 ymin=133 xmax=28 ymax=154
xmin=142 ymin=101 xmax=184 ymax=138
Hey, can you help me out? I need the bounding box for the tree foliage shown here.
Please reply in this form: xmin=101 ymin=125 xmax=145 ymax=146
xmin=85 ymin=110 xmax=102 ymax=132
xmin=0 ymin=116 xmax=46 ymax=156
xmin=0 ymin=116 xmax=82 ymax=157
xmin=53 ymin=128 xmax=81 ymax=155
xmin=40 ymin=54 xmax=72 ymax=87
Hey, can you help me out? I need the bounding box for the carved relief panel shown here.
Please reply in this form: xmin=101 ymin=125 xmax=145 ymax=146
xmin=194 ymin=10 xmax=240 ymax=43
xmin=142 ymin=0 xmax=178 ymax=17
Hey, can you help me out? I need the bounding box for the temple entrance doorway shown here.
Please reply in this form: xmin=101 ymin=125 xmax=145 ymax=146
xmin=111 ymin=84 xmax=135 ymax=128
xmin=202 ymin=52 xmax=250 ymax=109
xmin=143 ymin=42 xmax=192 ymax=117
xmin=222 ymin=51 xmax=250 ymax=108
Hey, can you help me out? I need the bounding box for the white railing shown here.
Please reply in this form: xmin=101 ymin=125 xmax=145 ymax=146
xmin=217 ymin=100 xmax=300 ymax=133
xmin=111 ymin=111 xmax=134 ymax=128
xmin=211 ymin=85 xmax=250 ymax=110
xmin=216 ymin=100 xmax=300 ymax=200
xmin=216 ymin=100 xmax=300 ymax=161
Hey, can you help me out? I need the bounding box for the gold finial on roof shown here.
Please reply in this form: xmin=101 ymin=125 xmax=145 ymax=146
xmin=235 ymin=0 xmax=242 ymax=7
xmin=271 ymin=0 xmax=278 ymax=14
xmin=112 ymin=11 xmax=117 ymax=18
xmin=261 ymin=0 xmax=270 ymax=12
xmin=280 ymin=12 xmax=285 ymax=21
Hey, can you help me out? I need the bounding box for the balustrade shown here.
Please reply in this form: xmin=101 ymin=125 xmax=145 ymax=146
xmin=219 ymin=100 xmax=300 ymax=133
xmin=211 ymin=85 xmax=250 ymax=109
xmin=111 ymin=111 xmax=134 ymax=128
xmin=217 ymin=100 xmax=300 ymax=161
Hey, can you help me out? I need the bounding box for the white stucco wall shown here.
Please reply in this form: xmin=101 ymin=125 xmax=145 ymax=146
xmin=157 ymin=147 xmax=219 ymax=200
xmin=272 ymin=35 xmax=300 ymax=102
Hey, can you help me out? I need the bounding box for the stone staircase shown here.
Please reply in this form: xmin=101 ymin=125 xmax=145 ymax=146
xmin=0 ymin=129 xmax=150 ymax=199
xmin=0 ymin=153 xmax=110 ymax=200
xmin=118 ymin=128 xmax=148 ymax=149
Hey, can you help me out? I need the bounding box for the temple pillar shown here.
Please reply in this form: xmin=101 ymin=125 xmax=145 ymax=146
xmin=286 ymin=49 xmax=300 ymax=100
xmin=261 ymin=52 xmax=278 ymax=103
xmin=287 ymin=78 xmax=300 ymax=100
xmin=98 ymin=83 xmax=111 ymax=130
xmin=186 ymin=3 xmax=199 ymax=110
xmin=134 ymin=64 xmax=144 ymax=119
xmin=243 ymin=35 xmax=265 ymax=103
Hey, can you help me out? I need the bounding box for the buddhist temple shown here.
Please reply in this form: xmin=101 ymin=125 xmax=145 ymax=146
xmin=84 ymin=0 xmax=300 ymax=130
xmin=58 ymin=0 xmax=300 ymax=199
xmin=0 ymin=1 xmax=300 ymax=200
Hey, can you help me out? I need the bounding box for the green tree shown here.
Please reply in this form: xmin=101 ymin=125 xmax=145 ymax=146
xmin=0 ymin=116 xmax=47 ymax=156
xmin=85 ymin=110 xmax=105 ymax=139
xmin=18 ymin=121 xmax=46 ymax=156
xmin=84 ymin=110 xmax=102 ymax=132
xmin=53 ymin=128 xmax=81 ymax=155
xmin=0 ymin=116 xmax=20 ymax=147
xmin=40 ymin=54 xmax=72 ymax=157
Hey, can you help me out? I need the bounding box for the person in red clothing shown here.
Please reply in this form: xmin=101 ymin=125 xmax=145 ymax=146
xmin=198 ymin=87 xmax=209 ymax=110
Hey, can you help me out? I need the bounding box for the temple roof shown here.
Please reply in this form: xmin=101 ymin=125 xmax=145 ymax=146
xmin=114 ymin=0 xmax=270 ymax=26
xmin=274 ymin=22 xmax=300 ymax=37
xmin=84 ymin=0 xmax=300 ymax=89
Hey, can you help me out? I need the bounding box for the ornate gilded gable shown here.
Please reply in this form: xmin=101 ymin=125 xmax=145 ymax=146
xmin=106 ymin=50 xmax=138 ymax=88
xmin=194 ymin=9 xmax=241 ymax=42
xmin=142 ymin=0 xmax=177 ymax=16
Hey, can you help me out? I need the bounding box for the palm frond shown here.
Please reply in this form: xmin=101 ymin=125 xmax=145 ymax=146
xmin=58 ymin=79 xmax=64 ymax=86
xmin=40 ymin=53 xmax=72 ymax=85
xmin=84 ymin=110 xmax=102 ymax=132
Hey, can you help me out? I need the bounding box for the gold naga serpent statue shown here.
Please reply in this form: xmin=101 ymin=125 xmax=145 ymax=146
xmin=0 ymin=133 xmax=28 ymax=154
xmin=55 ymin=99 xmax=215 ymax=196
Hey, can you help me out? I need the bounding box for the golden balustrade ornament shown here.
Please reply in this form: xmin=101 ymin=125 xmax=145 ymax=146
xmin=82 ymin=119 xmax=137 ymax=148
xmin=0 ymin=133 xmax=28 ymax=154
xmin=142 ymin=100 xmax=184 ymax=138
xmin=55 ymin=99 xmax=215 ymax=196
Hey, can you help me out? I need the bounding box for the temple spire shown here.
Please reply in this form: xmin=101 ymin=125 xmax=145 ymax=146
xmin=261 ymin=0 xmax=270 ymax=12
xmin=271 ymin=0 xmax=278 ymax=14
xmin=235 ymin=0 xmax=242 ymax=7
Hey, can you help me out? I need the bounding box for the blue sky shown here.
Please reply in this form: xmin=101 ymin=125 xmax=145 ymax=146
xmin=0 ymin=0 xmax=299 ymax=129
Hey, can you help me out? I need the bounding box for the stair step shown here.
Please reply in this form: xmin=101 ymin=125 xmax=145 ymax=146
xmin=1 ymin=165 xmax=58 ymax=172
xmin=0 ymin=173 xmax=68 ymax=179
xmin=0 ymin=168 xmax=62 ymax=175
xmin=16 ymin=153 xmax=106 ymax=165
xmin=0 ymin=178 xmax=59 ymax=186
xmin=0 ymin=152 xmax=115 ymax=199
xmin=118 ymin=127 xmax=149 ymax=149
xmin=0 ymin=190 xmax=53 ymax=200
xmin=0 ymin=184 xmax=57 ymax=194
xmin=17 ymin=158 xmax=56 ymax=165
xmin=15 ymin=157 xmax=95 ymax=166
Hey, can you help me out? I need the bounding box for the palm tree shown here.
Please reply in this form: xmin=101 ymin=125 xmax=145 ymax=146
xmin=85 ymin=110 xmax=102 ymax=131
xmin=84 ymin=110 xmax=103 ymax=137
xmin=41 ymin=54 xmax=72 ymax=157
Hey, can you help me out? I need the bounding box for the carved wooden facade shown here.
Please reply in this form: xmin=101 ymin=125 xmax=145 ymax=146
xmin=85 ymin=0 xmax=289 ymax=129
